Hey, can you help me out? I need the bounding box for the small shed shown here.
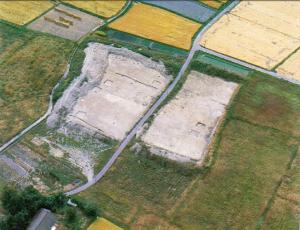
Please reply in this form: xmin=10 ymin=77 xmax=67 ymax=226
xmin=27 ymin=208 xmax=57 ymax=230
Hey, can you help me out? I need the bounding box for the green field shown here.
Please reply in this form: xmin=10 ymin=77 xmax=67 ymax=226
xmin=195 ymin=52 xmax=250 ymax=77
xmin=0 ymin=22 xmax=74 ymax=145
xmin=77 ymin=58 xmax=300 ymax=229
xmin=262 ymin=148 xmax=300 ymax=229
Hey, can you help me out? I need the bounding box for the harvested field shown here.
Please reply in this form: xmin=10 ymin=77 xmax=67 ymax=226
xmin=64 ymin=0 xmax=126 ymax=18
xmin=88 ymin=218 xmax=122 ymax=230
xmin=200 ymin=1 xmax=300 ymax=69
xmin=27 ymin=5 xmax=103 ymax=41
xmin=142 ymin=71 xmax=238 ymax=163
xmin=276 ymin=49 xmax=300 ymax=81
xmin=62 ymin=43 xmax=170 ymax=140
xmin=109 ymin=3 xmax=201 ymax=50
xmin=140 ymin=0 xmax=215 ymax=22
xmin=0 ymin=1 xmax=53 ymax=25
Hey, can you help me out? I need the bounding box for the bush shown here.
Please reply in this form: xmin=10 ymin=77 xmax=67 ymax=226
xmin=0 ymin=186 xmax=68 ymax=230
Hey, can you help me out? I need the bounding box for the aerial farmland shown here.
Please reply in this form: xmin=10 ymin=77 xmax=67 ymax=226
xmin=2 ymin=0 xmax=300 ymax=229
xmin=109 ymin=2 xmax=201 ymax=50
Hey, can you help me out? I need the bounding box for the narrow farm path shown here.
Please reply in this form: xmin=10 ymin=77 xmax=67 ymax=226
xmin=0 ymin=0 xmax=132 ymax=154
xmin=66 ymin=0 xmax=239 ymax=196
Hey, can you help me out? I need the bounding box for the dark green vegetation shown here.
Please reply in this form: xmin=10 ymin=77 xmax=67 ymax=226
xmin=79 ymin=57 xmax=300 ymax=229
xmin=0 ymin=186 xmax=101 ymax=230
xmin=0 ymin=22 xmax=74 ymax=145
xmin=0 ymin=186 xmax=66 ymax=230
xmin=105 ymin=29 xmax=188 ymax=56
xmin=195 ymin=51 xmax=250 ymax=77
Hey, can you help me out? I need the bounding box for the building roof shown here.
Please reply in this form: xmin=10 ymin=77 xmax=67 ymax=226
xmin=27 ymin=208 xmax=56 ymax=230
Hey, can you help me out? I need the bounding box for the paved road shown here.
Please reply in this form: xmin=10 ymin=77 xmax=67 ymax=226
xmin=0 ymin=64 xmax=70 ymax=154
xmin=66 ymin=0 xmax=239 ymax=196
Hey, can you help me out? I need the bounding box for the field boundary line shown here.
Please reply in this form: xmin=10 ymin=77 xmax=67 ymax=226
xmin=199 ymin=47 xmax=300 ymax=86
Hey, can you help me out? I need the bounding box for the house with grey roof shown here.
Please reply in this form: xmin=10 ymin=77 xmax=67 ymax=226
xmin=27 ymin=209 xmax=57 ymax=230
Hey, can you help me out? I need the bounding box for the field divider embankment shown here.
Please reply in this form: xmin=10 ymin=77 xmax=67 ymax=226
xmin=66 ymin=0 xmax=239 ymax=196
xmin=198 ymin=46 xmax=300 ymax=86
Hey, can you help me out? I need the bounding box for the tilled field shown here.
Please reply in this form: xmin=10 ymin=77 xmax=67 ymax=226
xmin=142 ymin=71 xmax=238 ymax=163
xmin=27 ymin=4 xmax=103 ymax=41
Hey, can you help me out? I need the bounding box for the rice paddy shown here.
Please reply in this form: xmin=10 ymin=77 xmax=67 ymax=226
xmin=63 ymin=0 xmax=126 ymax=18
xmin=109 ymin=3 xmax=201 ymax=50
xmin=0 ymin=1 xmax=53 ymax=25
xmin=200 ymin=1 xmax=300 ymax=69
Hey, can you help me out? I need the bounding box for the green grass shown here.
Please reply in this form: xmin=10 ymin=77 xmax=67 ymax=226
xmin=262 ymin=147 xmax=300 ymax=229
xmin=79 ymin=148 xmax=199 ymax=228
xmin=171 ymin=120 xmax=297 ymax=229
xmin=0 ymin=22 xmax=74 ymax=145
xmin=233 ymin=73 xmax=300 ymax=137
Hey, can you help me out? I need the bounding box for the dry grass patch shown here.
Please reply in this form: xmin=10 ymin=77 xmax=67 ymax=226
xmin=0 ymin=1 xmax=53 ymax=25
xmin=0 ymin=23 xmax=73 ymax=145
xmin=88 ymin=218 xmax=122 ymax=230
xmin=64 ymin=0 xmax=126 ymax=18
xmin=200 ymin=1 xmax=300 ymax=69
xmin=109 ymin=3 xmax=201 ymax=50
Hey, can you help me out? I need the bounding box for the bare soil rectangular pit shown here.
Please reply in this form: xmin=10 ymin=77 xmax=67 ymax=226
xmin=66 ymin=44 xmax=171 ymax=140
xmin=27 ymin=4 xmax=103 ymax=41
xmin=142 ymin=71 xmax=238 ymax=163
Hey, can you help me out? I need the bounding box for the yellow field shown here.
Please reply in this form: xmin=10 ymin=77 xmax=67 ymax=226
xmin=200 ymin=1 xmax=300 ymax=69
xmin=0 ymin=1 xmax=53 ymax=25
xmin=276 ymin=49 xmax=300 ymax=80
xmin=109 ymin=3 xmax=201 ymax=50
xmin=88 ymin=218 xmax=122 ymax=230
xmin=200 ymin=0 xmax=223 ymax=9
xmin=63 ymin=0 xmax=126 ymax=18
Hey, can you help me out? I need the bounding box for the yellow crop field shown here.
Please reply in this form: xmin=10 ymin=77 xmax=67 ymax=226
xmin=0 ymin=1 xmax=53 ymax=25
xmin=200 ymin=1 xmax=300 ymax=69
xmin=109 ymin=3 xmax=201 ymax=50
xmin=63 ymin=0 xmax=126 ymax=18
xmin=200 ymin=0 xmax=223 ymax=9
xmin=276 ymin=49 xmax=300 ymax=80
xmin=88 ymin=218 xmax=122 ymax=230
